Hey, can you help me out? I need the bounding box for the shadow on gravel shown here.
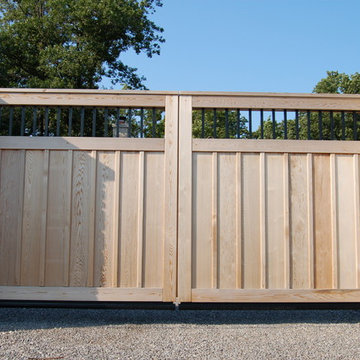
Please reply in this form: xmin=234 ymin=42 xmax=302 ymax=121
xmin=1 ymin=305 xmax=360 ymax=332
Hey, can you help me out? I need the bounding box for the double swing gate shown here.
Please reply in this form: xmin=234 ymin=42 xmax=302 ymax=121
xmin=1 ymin=89 xmax=360 ymax=303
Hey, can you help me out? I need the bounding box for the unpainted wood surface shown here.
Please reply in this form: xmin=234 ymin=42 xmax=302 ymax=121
xmin=0 ymin=148 xmax=166 ymax=299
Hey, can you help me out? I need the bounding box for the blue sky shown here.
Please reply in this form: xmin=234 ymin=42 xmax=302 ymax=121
xmin=104 ymin=0 xmax=360 ymax=93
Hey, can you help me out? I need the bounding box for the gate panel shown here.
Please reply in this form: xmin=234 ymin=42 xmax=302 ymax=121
xmin=0 ymin=92 xmax=179 ymax=302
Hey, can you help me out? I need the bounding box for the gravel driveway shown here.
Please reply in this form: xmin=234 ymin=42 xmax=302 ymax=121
xmin=1 ymin=307 xmax=360 ymax=359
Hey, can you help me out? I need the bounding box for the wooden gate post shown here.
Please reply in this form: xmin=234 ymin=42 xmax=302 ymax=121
xmin=177 ymin=95 xmax=193 ymax=302
xmin=163 ymin=95 xmax=179 ymax=301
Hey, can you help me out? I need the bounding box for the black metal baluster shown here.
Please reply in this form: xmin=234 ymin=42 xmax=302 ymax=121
xmin=330 ymin=111 xmax=334 ymax=140
xmin=116 ymin=108 xmax=120 ymax=137
xmin=201 ymin=108 xmax=205 ymax=138
xmin=341 ymin=111 xmax=345 ymax=140
xmin=225 ymin=109 xmax=229 ymax=138
xmin=213 ymin=109 xmax=217 ymax=138
xmin=92 ymin=108 xmax=96 ymax=137
xmin=140 ymin=108 xmax=144 ymax=138
xmin=248 ymin=109 xmax=252 ymax=139
xmin=127 ymin=108 xmax=132 ymax=137
xmin=260 ymin=109 xmax=264 ymax=139
xmin=68 ymin=108 xmax=73 ymax=136
xmin=295 ymin=110 xmax=299 ymax=140
xmin=318 ymin=111 xmax=323 ymax=140
xmin=104 ymin=108 xmax=108 ymax=137
xmin=8 ymin=107 xmax=13 ymax=136
xmin=284 ymin=110 xmax=287 ymax=139
xmin=80 ymin=107 xmax=85 ymax=137
xmin=56 ymin=107 xmax=61 ymax=136
xmin=152 ymin=108 xmax=156 ymax=137
xmin=33 ymin=107 xmax=37 ymax=135
xmin=44 ymin=107 xmax=49 ymax=136
xmin=21 ymin=107 xmax=26 ymax=136
xmin=237 ymin=109 xmax=241 ymax=139
xmin=307 ymin=111 xmax=311 ymax=140
xmin=272 ymin=110 xmax=276 ymax=139
xmin=353 ymin=111 xmax=358 ymax=140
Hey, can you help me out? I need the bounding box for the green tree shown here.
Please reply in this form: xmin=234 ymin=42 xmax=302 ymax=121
xmin=314 ymin=71 xmax=360 ymax=94
xmin=0 ymin=0 xmax=164 ymax=89
xmin=192 ymin=109 xmax=248 ymax=138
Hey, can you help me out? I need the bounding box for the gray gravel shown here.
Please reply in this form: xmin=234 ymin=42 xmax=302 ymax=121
xmin=1 ymin=307 xmax=360 ymax=359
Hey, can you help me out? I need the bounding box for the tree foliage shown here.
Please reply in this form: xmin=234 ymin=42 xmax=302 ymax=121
xmin=192 ymin=109 xmax=248 ymax=138
xmin=313 ymin=71 xmax=360 ymax=94
xmin=0 ymin=0 xmax=164 ymax=89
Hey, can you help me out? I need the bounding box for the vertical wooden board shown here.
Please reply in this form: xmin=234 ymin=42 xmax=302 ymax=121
xmin=218 ymin=153 xmax=237 ymax=289
xmin=119 ymin=152 xmax=139 ymax=287
xmin=356 ymin=155 xmax=360 ymax=288
xmin=21 ymin=150 xmax=47 ymax=286
xmin=45 ymin=151 xmax=72 ymax=286
xmin=163 ymin=95 xmax=178 ymax=301
xmin=312 ymin=155 xmax=333 ymax=289
xmin=336 ymin=155 xmax=357 ymax=289
xmin=70 ymin=151 xmax=95 ymax=287
xmin=177 ymin=96 xmax=193 ymax=301
xmin=266 ymin=154 xmax=286 ymax=289
xmin=94 ymin=151 xmax=116 ymax=287
xmin=143 ymin=152 xmax=165 ymax=288
xmin=289 ymin=154 xmax=311 ymax=289
xmin=192 ymin=152 xmax=213 ymax=289
xmin=242 ymin=153 xmax=262 ymax=289
xmin=0 ymin=150 xmax=25 ymax=285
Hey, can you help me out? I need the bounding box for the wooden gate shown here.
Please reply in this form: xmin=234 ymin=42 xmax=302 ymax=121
xmin=1 ymin=90 xmax=360 ymax=303
xmin=177 ymin=93 xmax=360 ymax=303
xmin=0 ymin=91 xmax=178 ymax=302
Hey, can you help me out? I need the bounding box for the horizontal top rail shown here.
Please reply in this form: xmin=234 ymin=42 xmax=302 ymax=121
xmin=186 ymin=92 xmax=360 ymax=111
xmin=0 ymin=89 xmax=171 ymax=107
xmin=0 ymin=89 xmax=360 ymax=110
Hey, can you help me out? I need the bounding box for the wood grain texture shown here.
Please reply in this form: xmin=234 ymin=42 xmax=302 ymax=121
xmin=94 ymin=151 xmax=116 ymax=287
xmin=45 ymin=150 xmax=72 ymax=286
xmin=0 ymin=137 xmax=164 ymax=151
xmin=336 ymin=155 xmax=357 ymax=289
xmin=191 ymin=93 xmax=360 ymax=110
xmin=313 ymin=155 xmax=333 ymax=289
xmin=266 ymin=154 xmax=286 ymax=289
xmin=70 ymin=151 xmax=96 ymax=287
xmin=21 ymin=150 xmax=48 ymax=286
xmin=193 ymin=139 xmax=360 ymax=154
xmin=143 ymin=152 xmax=164 ymax=288
xmin=289 ymin=154 xmax=312 ymax=289
xmin=242 ymin=153 xmax=262 ymax=289
xmin=355 ymin=154 xmax=360 ymax=288
xmin=0 ymin=91 xmax=166 ymax=107
xmin=177 ymin=96 xmax=193 ymax=302
xmin=118 ymin=152 xmax=139 ymax=287
xmin=192 ymin=288 xmax=360 ymax=303
xmin=211 ymin=152 xmax=218 ymax=289
xmin=217 ymin=153 xmax=237 ymax=289
xmin=192 ymin=153 xmax=213 ymax=289
xmin=0 ymin=286 xmax=162 ymax=302
xmin=137 ymin=151 xmax=145 ymax=288
xmin=235 ymin=153 xmax=242 ymax=289
xmin=112 ymin=151 xmax=121 ymax=287
xmin=163 ymin=95 xmax=178 ymax=301
xmin=0 ymin=150 xmax=25 ymax=286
